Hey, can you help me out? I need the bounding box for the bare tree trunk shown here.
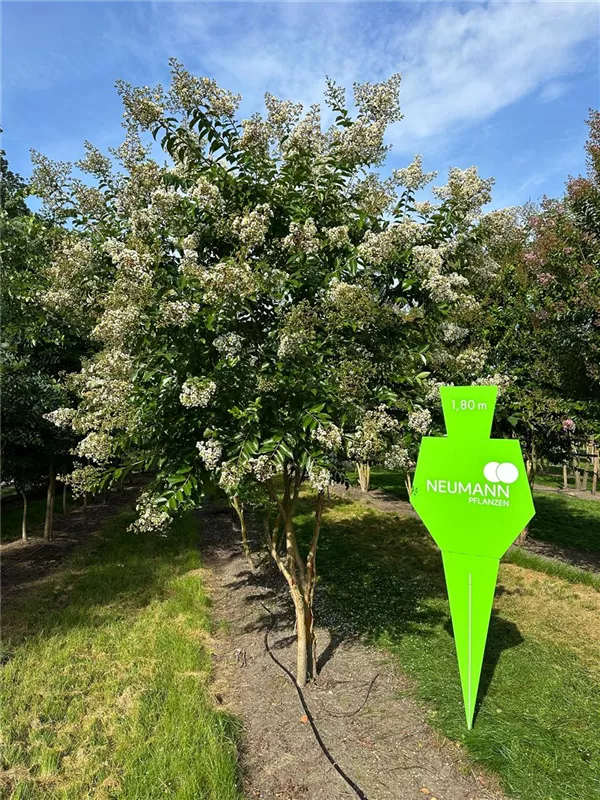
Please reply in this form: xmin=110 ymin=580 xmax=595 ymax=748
xmin=404 ymin=471 xmax=412 ymax=497
xmin=44 ymin=462 xmax=56 ymax=541
xmin=83 ymin=492 xmax=88 ymax=530
xmin=231 ymin=494 xmax=253 ymax=569
xmin=573 ymin=445 xmax=581 ymax=491
xmin=21 ymin=490 xmax=28 ymax=541
xmin=356 ymin=462 xmax=370 ymax=492
xmin=62 ymin=482 xmax=67 ymax=513
xmin=582 ymin=442 xmax=590 ymax=492
xmin=563 ymin=462 xmax=568 ymax=489
xmin=592 ymin=445 xmax=598 ymax=495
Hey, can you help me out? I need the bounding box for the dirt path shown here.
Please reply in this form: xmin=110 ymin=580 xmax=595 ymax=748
xmin=200 ymin=506 xmax=505 ymax=800
xmin=533 ymin=483 xmax=600 ymax=502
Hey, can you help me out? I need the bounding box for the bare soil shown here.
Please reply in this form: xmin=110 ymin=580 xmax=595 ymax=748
xmin=201 ymin=506 xmax=506 ymax=800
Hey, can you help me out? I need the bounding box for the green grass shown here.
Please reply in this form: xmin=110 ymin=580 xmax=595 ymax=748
xmin=1 ymin=511 xmax=242 ymax=800
xmin=529 ymin=492 xmax=600 ymax=553
xmin=294 ymin=495 xmax=600 ymax=800
xmin=352 ymin=469 xmax=600 ymax=554
xmin=1 ymin=491 xmax=75 ymax=545
xmin=504 ymin=546 xmax=600 ymax=590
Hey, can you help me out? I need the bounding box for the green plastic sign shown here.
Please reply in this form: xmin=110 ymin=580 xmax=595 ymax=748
xmin=410 ymin=385 xmax=535 ymax=729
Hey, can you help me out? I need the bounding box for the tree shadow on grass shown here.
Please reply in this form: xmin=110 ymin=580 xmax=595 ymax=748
xmin=2 ymin=509 xmax=205 ymax=646
xmin=443 ymin=614 xmax=524 ymax=726
xmin=529 ymin=493 xmax=600 ymax=553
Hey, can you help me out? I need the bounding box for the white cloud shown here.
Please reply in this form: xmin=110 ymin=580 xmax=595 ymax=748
xmin=142 ymin=0 xmax=597 ymax=154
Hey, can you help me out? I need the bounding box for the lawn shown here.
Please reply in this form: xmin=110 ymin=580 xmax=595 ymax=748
xmin=350 ymin=468 xmax=600 ymax=553
xmin=1 ymin=511 xmax=242 ymax=800
xmin=295 ymin=494 xmax=600 ymax=800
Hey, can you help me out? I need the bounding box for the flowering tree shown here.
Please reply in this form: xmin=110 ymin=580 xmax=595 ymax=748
xmin=36 ymin=61 xmax=504 ymax=685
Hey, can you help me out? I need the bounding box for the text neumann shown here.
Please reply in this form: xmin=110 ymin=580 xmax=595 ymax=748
xmin=426 ymin=480 xmax=510 ymax=507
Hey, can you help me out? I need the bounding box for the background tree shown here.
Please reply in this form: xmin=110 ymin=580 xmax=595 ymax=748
xmin=0 ymin=152 xmax=82 ymax=539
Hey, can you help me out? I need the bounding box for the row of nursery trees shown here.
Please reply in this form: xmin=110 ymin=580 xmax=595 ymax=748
xmin=2 ymin=62 xmax=599 ymax=684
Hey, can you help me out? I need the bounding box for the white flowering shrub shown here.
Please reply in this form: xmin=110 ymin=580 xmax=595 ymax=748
xmin=34 ymin=60 xmax=507 ymax=686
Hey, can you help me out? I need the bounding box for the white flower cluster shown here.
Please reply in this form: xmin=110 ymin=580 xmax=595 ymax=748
xmin=265 ymin=92 xmax=303 ymax=136
xmin=326 ymin=225 xmax=351 ymax=248
xmin=348 ymin=406 xmax=398 ymax=462
xmin=190 ymin=178 xmax=223 ymax=215
xmin=129 ymin=490 xmax=171 ymax=534
xmin=407 ymin=408 xmax=432 ymax=436
xmin=168 ymin=58 xmax=241 ymax=117
xmin=480 ymin=207 xmax=520 ymax=243
xmin=92 ymin=305 xmax=141 ymax=345
xmin=277 ymin=301 xmax=316 ymax=358
xmin=150 ymin=187 xmax=183 ymax=217
xmin=60 ymin=465 xmax=103 ymax=498
xmin=424 ymin=380 xmax=454 ymax=404
xmin=413 ymin=200 xmax=438 ymax=216
xmin=116 ymin=80 xmax=165 ymax=128
xmin=283 ymin=104 xmax=326 ymax=158
xmin=333 ymin=118 xmax=387 ymax=166
xmin=189 ymin=260 xmax=258 ymax=306
xmin=277 ymin=331 xmax=307 ymax=358
xmin=44 ymin=407 xmax=76 ymax=428
xmin=251 ymin=455 xmax=278 ymax=483
xmin=433 ymin=166 xmax=494 ymax=214
xmin=473 ymin=373 xmax=512 ymax=395
xmin=411 ymin=245 xmax=443 ymax=277
xmin=76 ymin=141 xmax=112 ymax=180
xmin=196 ymin=439 xmax=222 ymax=471
xmin=354 ymin=174 xmax=396 ymax=218
xmin=440 ymin=322 xmax=469 ymax=344
xmin=423 ymin=271 xmax=469 ymax=304
xmin=307 ymin=463 xmax=333 ymax=493
xmin=157 ymin=299 xmax=200 ymax=328
xmin=455 ymin=347 xmax=488 ymax=376
xmin=358 ymin=220 xmax=422 ymax=266
xmin=238 ymin=114 xmax=271 ymax=158
xmin=282 ymin=218 xmax=319 ymax=255
xmin=232 ymin=204 xmax=272 ymax=249
xmin=213 ymin=332 xmax=243 ymax=358
xmin=384 ymin=445 xmax=413 ymax=472
xmin=392 ymin=155 xmax=437 ymax=191
xmin=104 ymin=239 xmax=153 ymax=285
xmin=353 ymin=74 xmax=403 ymax=124
xmin=179 ymin=377 xmax=216 ymax=408
xmin=219 ymin=460 xmax=250 ymax=494
xmin=75 ymin=431 xmax=113 ymax=464
xmin=312 ymin=424 xmax=343 ymax=452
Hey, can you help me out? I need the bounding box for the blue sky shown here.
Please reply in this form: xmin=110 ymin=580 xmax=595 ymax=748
xmin=2 ymin=1 xmax=599 ymax=209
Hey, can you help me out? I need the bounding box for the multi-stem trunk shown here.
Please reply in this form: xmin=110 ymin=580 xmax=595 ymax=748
xmin=356 ymin=462 xmax=370 ymax=492
xmin=44 ymin=462 xmax=56 ymax=541
xmin=231 ymin=494 xmax=253 ymax=569
xmin=265 ymin=469 xmax=324 ymax=688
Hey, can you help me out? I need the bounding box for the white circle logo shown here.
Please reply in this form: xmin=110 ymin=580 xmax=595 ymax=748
xmin=484 ymin=461 xmax=519 ymax=484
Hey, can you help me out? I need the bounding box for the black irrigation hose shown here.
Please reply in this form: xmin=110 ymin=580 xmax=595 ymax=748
xmin=260 ymin=602 xmax=371 ymax=800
